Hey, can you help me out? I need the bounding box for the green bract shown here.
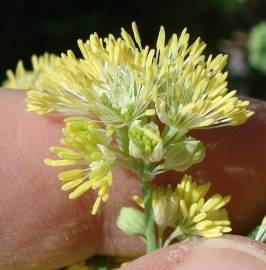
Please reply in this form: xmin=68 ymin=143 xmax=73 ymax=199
xmin=162 ymin=137 xmax=205 ymax=172
xmin=117 ymin=207 xmax=146 ymax=236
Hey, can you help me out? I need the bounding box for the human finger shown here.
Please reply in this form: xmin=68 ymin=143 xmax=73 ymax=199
xmin=0 ymin=89 xmax=265 ymax=269
xmin=122 ymin=235 xmax=266 ymax=270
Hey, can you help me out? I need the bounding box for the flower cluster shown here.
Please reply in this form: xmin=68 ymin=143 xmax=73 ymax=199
xmin=46 ymin=116 xmax=205 ymax=214
xmin=120 ymin=175 xmax=231 ymax=247
xmin=167 ymin=175 xmax=231 ymax=241
xmin=44 ymin=117 xmax=116 ymax=214
xmin=3 ymin=23 xmax=253 ymax=247
xmin=21 ymin=23 xmax=252 ymax=216
xmin=26 ymin=24 xmax=253 ymax=129
xmin=2 ymin=53 xmax=58 ymax=90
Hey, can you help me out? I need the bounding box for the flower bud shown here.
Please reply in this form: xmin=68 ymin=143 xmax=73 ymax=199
xmin=163 ymin=137 xmax=205 ymax=172
xmin=117 ymin=207 xmax=145 ymax=236
xmin=152 ymin=186 xmax=178 ymax=229
xmin=128 ymin=120 xmax=164 ymax=162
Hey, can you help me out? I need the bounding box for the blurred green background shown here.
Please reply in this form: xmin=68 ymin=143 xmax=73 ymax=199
xmin=1 ymin=0 xmax=266 ymax=99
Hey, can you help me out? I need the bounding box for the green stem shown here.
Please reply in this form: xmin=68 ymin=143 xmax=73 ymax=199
xmin=140 ymin=176 xmax=157 ymax=252
xmin=158 ymin=227 xmax=164 ymax=248
xmin=163 ymin=226 xmax=183 ymax=247
xmin=247 ymin=225 xmax=260 ymax=240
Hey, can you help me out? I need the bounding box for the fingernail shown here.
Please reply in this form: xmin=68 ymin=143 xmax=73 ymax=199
xmin=121 ymin=240 xmax=201 ymax=270
xmin=173 ymin=237 xmax=266 ymax=270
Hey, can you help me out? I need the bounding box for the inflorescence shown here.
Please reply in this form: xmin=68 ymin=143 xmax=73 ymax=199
xmin=2 ymin=22 xmax=254 ymax=249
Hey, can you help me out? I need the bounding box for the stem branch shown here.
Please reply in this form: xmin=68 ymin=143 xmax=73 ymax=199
xmin=141 ymin=176 xmax=157 ymax=252
xmin=163 ymin=226 xmax=183 ymax=247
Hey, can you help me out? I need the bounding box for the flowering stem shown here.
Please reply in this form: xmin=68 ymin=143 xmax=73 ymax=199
xmin=158 ymin=227 xmax=164 ymax=248
xmin=140 ymin=175 xmax=157 ymax=252
xmin=163 ymin=226 xmax=183 ymax=247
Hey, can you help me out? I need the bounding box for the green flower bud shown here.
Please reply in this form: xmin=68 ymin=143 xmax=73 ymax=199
xmin=116 ymin=207 xmax=145 ymax=236
xmin=128 ymin=120 xmax=164 ymax=162
xmin=152 ymin=186 xmax=178 ymax=229
xmin=163 ymin=137 xmax=205 ymax=172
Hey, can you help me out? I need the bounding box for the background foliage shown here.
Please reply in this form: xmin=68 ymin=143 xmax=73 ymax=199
xmin=1 ymin=0 xmax=266 ymax=99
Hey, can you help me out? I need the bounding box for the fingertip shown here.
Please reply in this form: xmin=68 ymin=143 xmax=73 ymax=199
xmin=121 ymin=240 xmax=201 ymax=270
xmin=122 ymin=236 xmax=266 ymax=270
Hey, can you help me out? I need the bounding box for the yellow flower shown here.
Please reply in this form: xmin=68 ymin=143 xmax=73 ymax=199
xmin=2 ymin=53 xmax=58 ymax=90
xmin=27 ymin=26 xmax=155 ymax=124
xmin=135 ymin=174 xmax=231 ymax=246
xmin=154 ymin=27 xmax=253 ymax=130
xmin=168 ymin=175 xmax=232 ymax=242
xmin=45 ymin=117 xmax=115 ymax=215
xmin=26 ymin=23 xmax=253 ymax=129
xmin=27 ymin=51 xmax=95 ymax=115
xmin=152 ymin=185 xmax=179 ymax=230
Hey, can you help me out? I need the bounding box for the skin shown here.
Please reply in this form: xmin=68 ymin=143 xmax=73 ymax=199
xmin=0 ymin=89 xmax=265 ymax=269
xmin=122 ymin=236 xmax=266 ymax=270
